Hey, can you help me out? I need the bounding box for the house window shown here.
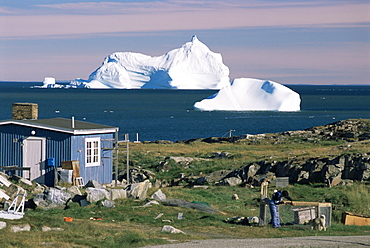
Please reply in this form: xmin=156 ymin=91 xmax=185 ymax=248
xmin=85 ymin=138 xmax=100 ymax=166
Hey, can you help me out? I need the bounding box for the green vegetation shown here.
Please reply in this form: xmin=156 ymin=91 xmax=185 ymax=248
xmin=1 ymin=185 xmax=369 ymax=247
xmin=1 ymin=119 xmax=370 ymax=247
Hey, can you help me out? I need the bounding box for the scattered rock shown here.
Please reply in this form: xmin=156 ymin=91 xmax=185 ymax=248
xmin=0 ymin=221 xmax=6 ymax=230
xmin=216 ymin=177 xmax=242 ymax=186
xmin=194 ymin=170 xmax=232 ymax=185
xmin=42 ymin=226 xmax=64 ymax=232
xmin=150 ymin=189 xmax=166 ymax=201
xmin=109 ymin=188 xmax=127 ymax=200
xmin=33 ymin=188 xmax=72 ymax=209
xmin=85 ymin=188 xmax=110 ymax=203
xmin=126 ymin=180 xmax=151 ymax=200
xmin=154 ymin=213 xmax=163 ymax=219
xmin=161 ymin=225 xmax=185 ymax=234
xmin=118 ymin=168 xmax=156 ymax=183
xmin=85 ymin=180 xmax=104 ymax=189
xmin=210 ymin=152 xmax=232 ymax=159
xmin=31 ymin=183 xmax=46 ymax=194
xmin=11 ymin=224 xmax=31 ymax=232
xmin=217 ymin=153 xmax=370 ymax=186
xmin=98 ymin=199 xmax=115 ymax=208
xmin=143 ymin=200 xmax=160 ymax=207
xmin=67 ymin=186 xmax=82 ymax=196
xmin=232 ymin=194 xmax=239 ymax=200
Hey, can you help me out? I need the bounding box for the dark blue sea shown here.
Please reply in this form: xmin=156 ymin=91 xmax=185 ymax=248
xmin=1 ymin=82 xmax=370 ymax=141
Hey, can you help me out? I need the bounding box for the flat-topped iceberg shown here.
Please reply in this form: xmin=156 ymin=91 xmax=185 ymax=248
xmin=40 ymin=77 xmax=63 ymax=88
xmin=193 ymin=78 xmax=301 ymax=111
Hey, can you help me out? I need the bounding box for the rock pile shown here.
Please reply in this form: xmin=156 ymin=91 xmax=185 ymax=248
xmin=216 ymin=153 xmax=370 ymax=187
xmin=0 ymin=174 xmax=152 ymax=211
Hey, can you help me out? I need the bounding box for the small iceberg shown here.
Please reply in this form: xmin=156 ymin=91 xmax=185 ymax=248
xmin=193 ymin=78 xmax=301 ymax=111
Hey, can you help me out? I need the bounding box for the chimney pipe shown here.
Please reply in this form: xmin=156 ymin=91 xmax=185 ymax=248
xmin=12 ymin=103 xmax=38 ymax=120
xmin=71 ymin=116 xmax=75 ymax=128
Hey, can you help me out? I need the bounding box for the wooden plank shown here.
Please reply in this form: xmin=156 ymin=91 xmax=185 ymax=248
xmin=291 ymin=201 xmax=321 ymax=206
xmin=0 ymin=175 xmax=12 ymax=187
xmin=0 ymin=190 xmax=10 ymax=200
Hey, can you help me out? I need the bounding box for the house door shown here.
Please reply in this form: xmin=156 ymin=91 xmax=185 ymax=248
xmin=23 ymin=137 xmax=46 ymax=184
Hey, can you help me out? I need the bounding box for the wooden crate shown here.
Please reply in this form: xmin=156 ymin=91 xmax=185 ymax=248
xmin=342 ymin=212 xmax=370 ymax=226
xmin=293 ymin=207 xmax=316 ymax=224
xmin=61 ymin=161 xmax=80 ymax=186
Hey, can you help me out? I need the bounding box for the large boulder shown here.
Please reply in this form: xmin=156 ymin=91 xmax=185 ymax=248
xmin=194 ymin=170 xmax=232 ymax=185
xmin=108 ymin=188 xmax=127 ymax=200
xmin=126 ymin=180 xmax=151 ymax=200
xmin=216 ymin=177 xmax=242 ymax=186
xmin=85 ymin=180 xmax=104 ymax=189
xmin=33 ymin=188 xmax=72 ymax=209
xmin=85 ymin=188 xmax=110 ymax=203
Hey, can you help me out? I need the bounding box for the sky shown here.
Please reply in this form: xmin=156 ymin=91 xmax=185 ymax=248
xmin=0 ymin=0 xmax=369 ymax=85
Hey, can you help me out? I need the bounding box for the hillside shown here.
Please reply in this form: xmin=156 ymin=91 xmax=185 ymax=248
xmin=125 ymin=119 xmax=370 ymax=188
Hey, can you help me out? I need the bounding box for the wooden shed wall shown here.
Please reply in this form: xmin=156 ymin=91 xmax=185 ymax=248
xmin=71 ymin=133 xmax=114 ymax=184
xmin=1 ymin=123 xmax=115 ymax=185
xmin=0 ymin=124 xmax=72 ymax=186
xmin=1 ymin=124 xmax=72 ymax=163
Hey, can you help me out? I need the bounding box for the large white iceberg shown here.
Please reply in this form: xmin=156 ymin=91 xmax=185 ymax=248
xmin=71 ymin=35 xmax=230 ymax=89
xmin=193 ymin=78 xmax=301 ymax=111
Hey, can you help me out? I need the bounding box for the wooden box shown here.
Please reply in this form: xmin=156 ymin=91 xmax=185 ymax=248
xmin=342 ymin=212 xmax=370 ymax=226
xmin=293 ymin=207 xmax=316 ymax=224
xmin=61 ymin=161 xmax=80 ymax=185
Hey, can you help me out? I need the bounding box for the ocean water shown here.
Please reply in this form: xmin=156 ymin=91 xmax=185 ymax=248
xmin=1 ymin=82 xmax=370 ymax=141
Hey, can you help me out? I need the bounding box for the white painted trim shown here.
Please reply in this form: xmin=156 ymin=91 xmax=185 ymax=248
xmin=0 ymin=120 xmax=118 ymax=135
xmin=85 ymin=137 xmax=101 ymax=167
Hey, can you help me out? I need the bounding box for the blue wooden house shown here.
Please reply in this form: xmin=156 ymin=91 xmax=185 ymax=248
xmin=0 ymin=104 xmax=119 ymax=186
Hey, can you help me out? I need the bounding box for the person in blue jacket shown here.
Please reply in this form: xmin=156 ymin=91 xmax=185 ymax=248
xmin=269 ymin=190 xmax=293 ymax=228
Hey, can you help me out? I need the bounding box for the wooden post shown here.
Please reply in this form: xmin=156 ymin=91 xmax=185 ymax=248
xmin=126 ymin=133 xmax=129 ymax=184
xmin=114 ymin=130 xmax=119 ymax=187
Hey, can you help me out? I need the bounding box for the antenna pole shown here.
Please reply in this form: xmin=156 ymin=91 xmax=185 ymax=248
xmin=229 ymin=130 xmax=235 ymax=137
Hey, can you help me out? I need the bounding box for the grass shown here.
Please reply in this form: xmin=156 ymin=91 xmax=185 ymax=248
xmin=1 ymin=120 xmax=370 ymax=247
xmin=1 ymin=184 xmax=370 ymax=247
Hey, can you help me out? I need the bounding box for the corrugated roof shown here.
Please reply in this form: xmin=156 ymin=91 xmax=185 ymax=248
xmin=0 ymin=118 xmax=119 ymax=135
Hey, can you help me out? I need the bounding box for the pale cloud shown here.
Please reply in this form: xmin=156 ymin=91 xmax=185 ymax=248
xmin=223 ymin=42 xmax=370 ymax=84
xmin=0 ymin=7 xmax=17 ymax=14
xmin=33 ymin=1 xmax=354 ymax=15
xmin=1 ymin=1 xmax=369 ymax=39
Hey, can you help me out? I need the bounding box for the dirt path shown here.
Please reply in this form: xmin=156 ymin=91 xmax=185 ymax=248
xmin=143 ymin=236 xmax=370 ymax=248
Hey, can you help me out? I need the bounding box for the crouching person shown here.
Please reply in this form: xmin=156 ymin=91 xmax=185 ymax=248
xmin=269 ymin=190 xmax=293 ymax=228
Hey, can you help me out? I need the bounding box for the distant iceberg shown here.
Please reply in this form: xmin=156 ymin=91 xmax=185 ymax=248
xmin=39 ymin=77 xmax=63 ymax=88
xmin=193 ymin=78 xmax=301 ymax=111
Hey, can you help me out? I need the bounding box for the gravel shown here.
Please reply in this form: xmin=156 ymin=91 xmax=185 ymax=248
xmin=143 ymin=236 xmax=370 ymax=248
